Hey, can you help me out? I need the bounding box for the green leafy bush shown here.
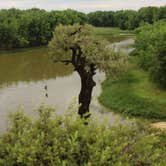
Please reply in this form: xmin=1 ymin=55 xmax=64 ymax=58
xmin=134 ymin=21 xmax=166 ymax=87
xmin=0 ymin=106 xmax=165 ymax=165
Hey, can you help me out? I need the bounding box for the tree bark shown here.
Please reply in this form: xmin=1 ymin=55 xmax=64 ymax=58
xmin=70 ymin=46 xmax=96 ymax=118
xmin=77 ymin=68 xmax=96 ymax=118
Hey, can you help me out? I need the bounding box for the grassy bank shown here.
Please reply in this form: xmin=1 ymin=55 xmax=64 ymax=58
xmin=97 ymin=27 xmax=166 ymax=121
xmin=93 ymin=27 xmax=134 ymax=42
xmin=99 ymin=64 xmax=166 ymax=121
xmin=0 ymin=46 xmax=48 ymax=55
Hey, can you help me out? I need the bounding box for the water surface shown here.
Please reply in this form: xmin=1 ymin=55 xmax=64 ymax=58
xmin=0 ymin=39 xmax=134 ymax=133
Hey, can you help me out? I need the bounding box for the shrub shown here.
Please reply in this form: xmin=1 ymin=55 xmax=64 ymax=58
xmin=0 ymin=106 xmax=165 ymax=165
xmin=134 ymin=21 xmax=166 ymax=87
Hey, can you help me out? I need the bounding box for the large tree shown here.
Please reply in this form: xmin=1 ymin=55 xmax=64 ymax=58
xmin=49 ymin=24 xmax=123 ymax=117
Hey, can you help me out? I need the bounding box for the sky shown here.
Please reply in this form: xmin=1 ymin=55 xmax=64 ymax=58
xmin=0 ymin=0 xmax=165 ymax=12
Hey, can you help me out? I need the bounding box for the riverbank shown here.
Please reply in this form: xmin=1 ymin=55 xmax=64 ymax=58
xmin=99 ymin=58 xmax=166 ymax=121
xmin=0 ymin=46 xmax=47 ymax=55
xmin=0 ymin=27 xmax=134 ymax=54
xmin=93 ymin=27 xmax=134 ymax=42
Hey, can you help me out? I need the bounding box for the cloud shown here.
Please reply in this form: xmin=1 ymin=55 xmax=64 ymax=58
xmin=0 ymin=0 xmax=165 ymax=12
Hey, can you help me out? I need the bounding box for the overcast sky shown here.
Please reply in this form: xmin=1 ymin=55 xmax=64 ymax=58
xmin=0 ymin=0 xmax=165 ymax=12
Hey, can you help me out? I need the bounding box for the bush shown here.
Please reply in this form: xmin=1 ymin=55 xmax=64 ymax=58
xmin=134 ymin=21 xmax=166 ymax=87
xmin=0 ymin=106 xmax=165 ymax=165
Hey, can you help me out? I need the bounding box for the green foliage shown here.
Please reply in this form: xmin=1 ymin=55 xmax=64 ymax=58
xmin=0 ymin=106 xmax=165 ymax=165
xmin=114 ymin=10 xmax=139 ymax=30
xmin=0 ymin=6 xmax=165 ymax=49
xmin=138 ymin=7 xmax=161 ymax=24
xmin=88 ymin=11 xmax=115 ymax=27
xmin=88 ymin=6 xmax=166 ymax=30
xmin=134 ymin=21 xmax=166 ymax=87
xmin=0 ymin=9 xmax=87 ymax=49
xmin=99 ymin=68 xmax=166 ymax=120
xmin=49 ymin=24 xmax=126 ymax=78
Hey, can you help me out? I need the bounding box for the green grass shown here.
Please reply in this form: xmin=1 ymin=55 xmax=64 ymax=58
xmin=99 ymin=65 xmax=166 ymax=121
xmin=0 ymin=46 xmax=47 ymax=55
xmin=93 ymin=27 xmax=134 ymax=42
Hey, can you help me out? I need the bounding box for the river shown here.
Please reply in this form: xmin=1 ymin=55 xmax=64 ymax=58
xmin=0 ymin=38 xmax=134 ymax=133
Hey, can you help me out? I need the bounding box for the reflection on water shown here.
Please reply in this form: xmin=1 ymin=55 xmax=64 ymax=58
xmin=0 ymin=47 xmax=74 ymax=132
xmin=0 ymin=47 xmax=107 ymax=133
xmin=0 ymin=47 xmax=72 ymax=87
xmin=0 ymin=39 xmax=134 ymax=133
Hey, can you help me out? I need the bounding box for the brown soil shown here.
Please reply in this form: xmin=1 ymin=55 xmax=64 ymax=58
xmin=151 ymin=122 xmax=166 ymax=130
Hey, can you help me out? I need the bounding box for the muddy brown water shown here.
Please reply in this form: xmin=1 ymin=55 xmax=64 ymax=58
xmin=0 ymin=38 xmax=134 ymax=133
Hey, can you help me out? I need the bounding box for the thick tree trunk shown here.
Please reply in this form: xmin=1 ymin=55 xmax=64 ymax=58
xmin=77 ymin=69 xmax=96 ymax=118
xmin=70 ymin=46 xmax=96 ymax=117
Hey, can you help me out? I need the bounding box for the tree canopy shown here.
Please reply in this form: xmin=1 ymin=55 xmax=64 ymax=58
xmin=49 ymin=24 xmax=111 ymax=72
xmin=0 ymin=9 xmax=88 ymax=49
xmin=88 ymin=6 xmax=166 ymax=30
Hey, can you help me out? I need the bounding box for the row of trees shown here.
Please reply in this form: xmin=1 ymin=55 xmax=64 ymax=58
xmin=88 ymin=6 xmax=166 ymax=29
xmin=0 ymin=6 xmax=165 ymax=49
xmin=133 ymin=21 xmax=166 ymax=88
xmin=0 ymin=8 xmax=87 ymax=49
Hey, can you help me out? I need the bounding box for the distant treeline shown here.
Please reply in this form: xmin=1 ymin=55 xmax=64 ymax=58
xmin=0 ymin=9 xmax=87 ymax=49
xmin=88 ymin=6 xmax=166 ymax=29
xmin=0 ymin=6 xmax=165 ymax=49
